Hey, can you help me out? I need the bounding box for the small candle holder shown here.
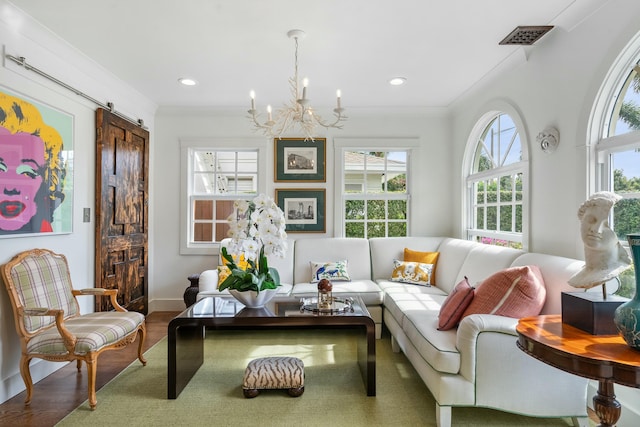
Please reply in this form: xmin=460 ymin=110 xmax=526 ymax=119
xmin=317 ymin=279 xmax=333 ymax=310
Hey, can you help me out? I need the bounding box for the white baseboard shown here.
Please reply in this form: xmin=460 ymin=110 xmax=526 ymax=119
xmin=0 ymin=359 xmax=67 ymax=404
xmin=588 ymin=380 xmax=640 ymax=427
xmin=148 ymin=298 xmax=186 ymax=313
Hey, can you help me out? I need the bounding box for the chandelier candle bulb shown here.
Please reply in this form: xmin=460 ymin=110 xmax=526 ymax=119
xmin=247 ymin=29 xmax=346 ymax=141
xmin=337 ymin=90 xmax=341 ymax=108
xmin=267 ymin=104 xmax=272 ymax=122
xmin=250 ymin=91 xmax=255 ymax=110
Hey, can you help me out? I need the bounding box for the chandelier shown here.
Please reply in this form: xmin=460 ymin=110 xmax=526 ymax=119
xmin=248 ymin=29 xmax=346 ymax=141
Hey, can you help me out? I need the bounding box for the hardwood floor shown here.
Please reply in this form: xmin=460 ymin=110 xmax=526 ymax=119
xmin=0 ymin=310 xmax=599 ymax=426
xmin=0 ymin=311 xmax=179 ymax=427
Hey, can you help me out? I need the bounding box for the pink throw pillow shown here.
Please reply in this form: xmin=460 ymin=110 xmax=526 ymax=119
xmin=437 ymin=277 xmax=475 ymax=330
xmin=461 ymin=265 xmax=546 ymax=319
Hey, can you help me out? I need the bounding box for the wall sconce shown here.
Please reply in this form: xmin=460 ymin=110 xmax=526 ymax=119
xmin=537 ymin=127 xmax=559 ymax=154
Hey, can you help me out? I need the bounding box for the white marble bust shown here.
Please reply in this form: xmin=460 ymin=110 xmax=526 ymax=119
xmin=569 ymin=192 xmax=631 ymax=289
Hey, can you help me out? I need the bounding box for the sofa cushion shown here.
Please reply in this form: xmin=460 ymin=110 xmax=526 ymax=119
xmin=383 ymin=292 xmax=446 ymax=334
xmin=404 ymin=248 xmax=440 ymax=285
xmin=436 ymin=238 xmax=524 ymax=294
xmin=395 ymin=295 xmax=461 ymax=374
xmin=369 ymin=237 xmax=445 ymax=281
xmin=291 ymin=279 xmax=383 ymax=305
xmin=310 ymin=260 xmax=350 ymax=282
xmin=377 ymin=279 xmax=448 ymax=296
xmin=438 ymin=277 xmax=475 ymax=330
xmin=462 ymin=265 xmax=546 ymax=319
xmin=294 ymin=238 xmax=371 ymax=283
xmin=390 ymin=260 xmax=434 ymax=286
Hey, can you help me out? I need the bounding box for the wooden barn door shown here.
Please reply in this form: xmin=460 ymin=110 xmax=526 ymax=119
xmin=95 ymin=108 xmax=149 ymax=314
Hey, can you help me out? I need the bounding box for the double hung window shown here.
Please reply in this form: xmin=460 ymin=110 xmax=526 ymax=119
xmin=181 ymin=139 xmax=263 ymax=254
xmin=342 ymin=150 xmax=409 ymax=238
xmin=595 ymin=57 xmax=640 ymax=297
xmin=465 ymin=112 xmax=526 ymax=249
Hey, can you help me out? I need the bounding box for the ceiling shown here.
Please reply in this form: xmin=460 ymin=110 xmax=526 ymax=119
xmin=7 ymin=0 xmax=607 ymax=111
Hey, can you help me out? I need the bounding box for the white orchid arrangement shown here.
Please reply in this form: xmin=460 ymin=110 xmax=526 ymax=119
xmin=219 ymin=194 xmax=287 ymax=293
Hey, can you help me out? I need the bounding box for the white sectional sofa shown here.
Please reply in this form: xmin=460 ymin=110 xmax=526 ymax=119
xmin=195 ymin=236 xmax=589 ymax=427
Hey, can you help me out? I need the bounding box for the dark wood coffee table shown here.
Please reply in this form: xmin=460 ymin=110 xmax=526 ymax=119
xmin=167 ymin=295 xmax=376 ymax=399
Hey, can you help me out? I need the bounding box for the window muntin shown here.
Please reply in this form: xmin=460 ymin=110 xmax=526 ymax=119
xmin=189 ymin=149 xmax=258 ymax=246
xmin=596 ymin=59 xmax=640 ymax=298
xmin=607 ymin=62 xmax=640 ymax=137
xmin=466 ymin=113 xmax=525 ymax=249
xmin=343 ymin=150 xmax=408 ymax=238
xmin=474 ymin=113 xmax=522 ymax=171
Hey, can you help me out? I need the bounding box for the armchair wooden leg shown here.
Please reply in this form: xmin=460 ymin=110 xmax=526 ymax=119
xmin=86 ymin=356 xmax=98 ymax=410
xmin=76 ymin=359 xmax=82 ymax=371
xmin=20 ymin=355 xmax=33 ymax=406
xmin=137 ymin=324 xmax=147 ymax=366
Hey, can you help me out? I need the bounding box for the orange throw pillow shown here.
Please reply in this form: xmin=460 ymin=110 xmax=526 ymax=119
xmin=404 ymin=248 xmax=440 ymax=286
xmin=461 ymin=265 xmax=546 ymax=319
xmin=438 ymin=277 xmax=475 ymax=330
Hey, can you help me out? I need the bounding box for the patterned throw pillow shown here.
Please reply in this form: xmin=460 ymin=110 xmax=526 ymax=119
xmin=390 ymin=260 xmax=434 ymax=286
xmin=438 ymin=277 xmax=475 ymax=330
xmin=310 ymin=260 xmax=350 ymax=283
xmin=461 ymin=265 xmax=546 ymax=319
xmin=217 ymin=266 xmax=232 ymax=287
xmin=404 ymin=248 xmax=440 ymax=286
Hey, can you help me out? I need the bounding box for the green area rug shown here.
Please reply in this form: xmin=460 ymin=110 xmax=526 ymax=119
xmin=57 ymin=330 xmax=580 ymax=426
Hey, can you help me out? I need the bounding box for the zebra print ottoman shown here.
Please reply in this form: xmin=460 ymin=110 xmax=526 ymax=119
xmin=242 ymin=356 xmax=305 ymax=398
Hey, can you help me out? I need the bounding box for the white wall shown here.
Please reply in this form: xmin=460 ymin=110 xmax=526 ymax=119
xmin=449 ymin=0 xmax=640 ymax=423
xmin=152 ymin=107 xmax=451 ymax=310
xmin=2 ymin=0 xmax=640 ymax=421
xmin=0 ymin=1 xmax=156 ymax=403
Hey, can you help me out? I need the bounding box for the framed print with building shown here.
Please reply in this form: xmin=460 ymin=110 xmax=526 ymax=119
xmin=274 ymin=138 xmax=326 ymax=182
xmin=276 ymin=188 xmax=326 ymax=233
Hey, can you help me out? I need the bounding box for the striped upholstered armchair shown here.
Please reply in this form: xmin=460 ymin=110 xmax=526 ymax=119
xmin=1 ymin=248 xmax=147 ymax=410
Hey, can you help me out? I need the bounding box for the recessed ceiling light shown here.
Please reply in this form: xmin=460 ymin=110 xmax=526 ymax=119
xmin=178 ymin=77 xmax=198 ymax=86
xmin=389 ymin=77 xmax=407 ymax=86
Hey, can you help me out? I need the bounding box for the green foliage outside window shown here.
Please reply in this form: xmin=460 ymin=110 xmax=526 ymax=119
xmin=474 ymin=178 xmax=523 ymax=234
xmin=612 ymin=163 xmax=640 ymax=298
xmin=345 ymin=199 xmax=407 ymax=238
xmin=344 ymin=150 xmax=408 ymax=238
xmin=608 ymin=71 xmax=640 ymax=298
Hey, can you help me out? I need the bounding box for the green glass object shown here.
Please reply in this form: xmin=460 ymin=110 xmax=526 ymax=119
xmin=614 ymin=234 xmax=640 ymax=350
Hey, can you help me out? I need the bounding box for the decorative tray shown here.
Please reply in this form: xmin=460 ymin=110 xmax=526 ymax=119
xmin=300 ymin=297 xmax=355 ymax=314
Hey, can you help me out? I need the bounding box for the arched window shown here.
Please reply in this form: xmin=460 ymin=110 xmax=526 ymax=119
xmin=464 ymin=111 xmax=528 ymax=249
xmin=592 ymin=33 xmax=640 ymax=297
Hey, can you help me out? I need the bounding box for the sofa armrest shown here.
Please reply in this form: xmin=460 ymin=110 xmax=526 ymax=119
xmin=198 ymin=269 xmax=219 ymax=292
xmin=456 ymin=313 xmax=518 ymax=382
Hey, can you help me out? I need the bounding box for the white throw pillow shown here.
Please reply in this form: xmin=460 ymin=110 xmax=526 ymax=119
xmin=309 ymin=260 xmax=350 ymax=283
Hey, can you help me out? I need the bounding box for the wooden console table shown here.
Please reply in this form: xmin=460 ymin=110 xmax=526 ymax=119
xmin=516 ymin=315 xmax=640 ymax=427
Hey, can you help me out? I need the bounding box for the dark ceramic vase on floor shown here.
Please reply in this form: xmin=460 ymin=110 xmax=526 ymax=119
xmin=614 ymin=234 xmax=640 ymax=350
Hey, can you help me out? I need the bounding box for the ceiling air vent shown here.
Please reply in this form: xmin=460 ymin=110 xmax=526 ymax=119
xmin=499 ymin=26 xmax=554 ymax=45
